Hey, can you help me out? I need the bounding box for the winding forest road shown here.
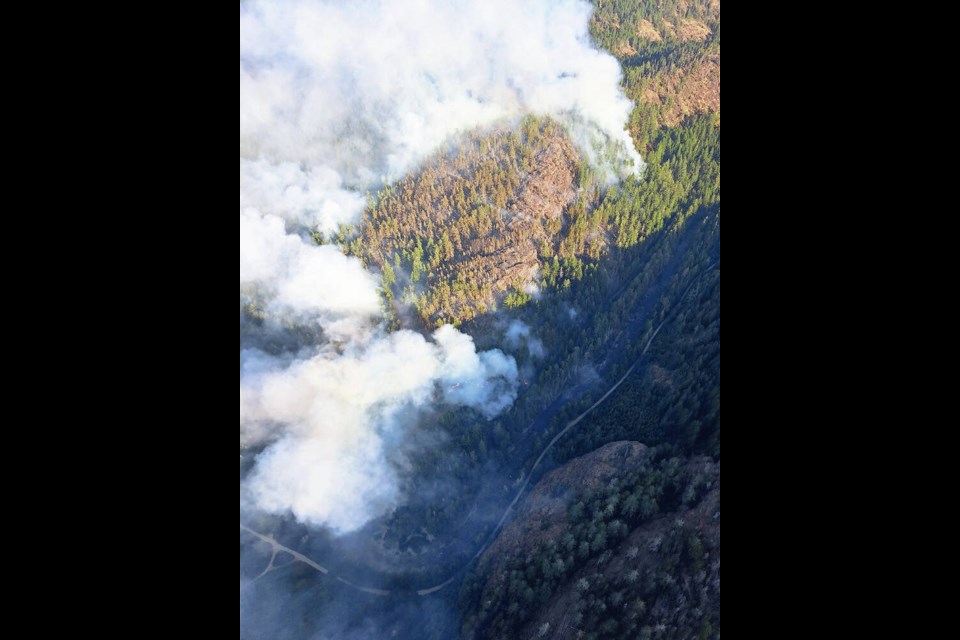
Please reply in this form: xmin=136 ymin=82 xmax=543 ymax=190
xmin=239 ymin=319 xmax=666 ymax=598
xmin=476 ymin=320 xmax=665 ymax=556
xmin=240 ymin=524 xmax=329 ymax=574
xmin=240 ymin=261 xmax=717 ymax=598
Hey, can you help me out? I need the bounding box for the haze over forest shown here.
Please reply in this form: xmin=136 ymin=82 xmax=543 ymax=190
xmin=240 ymin=0 xmax=720 ymax=637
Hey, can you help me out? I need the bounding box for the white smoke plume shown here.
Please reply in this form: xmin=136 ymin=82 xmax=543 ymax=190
xmin=240 ymin=0 xmax=642 ymax=202
xmin=240 ymin=0 xmax=641 ymax=533
xmin=505 ymin=320 xmax=546 ymax=360
xmin=240 ymin=328 xmax=517 ymax=532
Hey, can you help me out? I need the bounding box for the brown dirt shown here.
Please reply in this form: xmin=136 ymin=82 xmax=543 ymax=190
xmin=677 ymin=18 xmax=712 ymax=41
xmin=636 ymin=19 xmax=662 ymax=41
xmin=445 ymin=136 xmax=579 ymax=317
xmin=510 ymin=138 xmax=578 ymax=227
xmin=639 ymin=54 xmax=721 ymax=127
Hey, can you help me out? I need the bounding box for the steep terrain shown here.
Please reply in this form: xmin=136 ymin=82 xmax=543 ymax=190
xmin=241 ymin=1 xmax=721 ymax=637
xmin=636 ymin=53 xmax=720 ymax=127
xmin=355 ymin=117 xmax=604 ymax=327
xmin=475 ymin=442 xmax=650 ymax=582
xmin=520 ymin=476 xmax=719 ymax=639
xmin=460 ymin=444 xmax=720 ymax=639
xmin=592 ymin=0 xmax=721 ymax=136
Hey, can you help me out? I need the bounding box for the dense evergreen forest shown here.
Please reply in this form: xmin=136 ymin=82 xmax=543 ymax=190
xmin=348 ymin=116 xmax=607 ymax=327
xmin=459 ymin=450 xmax=719 ymax=639
xmin=336 ymin=104 xmax=719 ymax=581
xmin=451 ymin=2 xmax=720 ymax=636
xmin=242 ymin=0 xmax=719 ymax=637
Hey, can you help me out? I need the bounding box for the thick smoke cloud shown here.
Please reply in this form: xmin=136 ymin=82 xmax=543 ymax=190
xmin=505 ymin=320 xmax=546 ymax=360
xmin=240 ymin=327 xmax=517 ymax=532
xmin=239 ymin=209 xmax=380 ymax=316
xmin=240 ymin=0 xmax=642 ymax=201
xmin=240 ymin=0 xmax=641 ymax=533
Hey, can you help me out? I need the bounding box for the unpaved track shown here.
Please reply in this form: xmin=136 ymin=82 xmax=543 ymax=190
xmin=240 ymin=524 xmax=328 ymax=574
xmin=240 ymin=261 xmax=717 ymax=597
xmin=240 ymin=317 xmax=668 ymax=598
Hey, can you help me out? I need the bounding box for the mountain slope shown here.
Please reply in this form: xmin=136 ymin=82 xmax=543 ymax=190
xmin=354 ymin=117 xmax=607 ymax=327
xmin=459 ymin=443 xmax=720 ymax=639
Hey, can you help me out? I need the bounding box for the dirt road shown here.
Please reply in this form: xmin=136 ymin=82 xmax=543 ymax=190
xmin=240 ymin=261 xmax=717 ymax=597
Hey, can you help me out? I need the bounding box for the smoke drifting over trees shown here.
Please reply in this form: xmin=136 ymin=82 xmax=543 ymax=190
xmin=240 ymin=0 xmax=642 ymax=533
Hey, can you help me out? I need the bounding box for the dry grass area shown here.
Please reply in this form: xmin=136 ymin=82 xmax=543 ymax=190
xmin=636 ymin=18 xmax=662 ymax=41
xmin=678 ymin=18 xmax=712 ymax=41
xmin=662 ymin=18 xmax=712 ymax=41
xmin=639 ymin=54 xmax=721 ymax=127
